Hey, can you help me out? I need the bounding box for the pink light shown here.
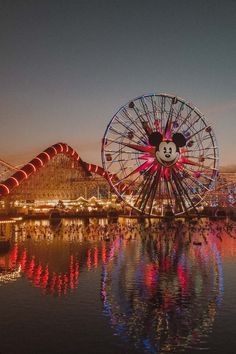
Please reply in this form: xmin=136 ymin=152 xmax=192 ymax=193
xmin=58 ymin=143 xmax=64 ymax=152
xmin=9 ymin=176 xmax=19 ymax=186
xmin=0 ymin=184 xmax=10 ymax=194
xmin=42 ymin=152 xmax=50 ymax=160
xmin=35 ymin=157 xmax=44 ymax=167
xmin=151 ymin=164 xmax=158 ymax=172
xmin=71 ymin=149 xmax=75 ymax=156
xmin=88 ymin=164 xmax=91 ymax=171
xmin=194 ymin=172 xmax=201 ymax=178
xmin=65 ymin=144 xmax=69 ymax=152
xmin=52 ymin=146 xmax=58 ymax=154
xmin=28 ymin=163 xmax=36 ymax=172
xmin=87 ymin=249 xmax=91 ymax=271
xmin=164 ymin=168 xmax=169 ymax=179
xmin=177 ymin=264 xmax=188 ymax=292
xmin=20 ymin=170 xmax=28 ymax=179
xmin=95 ymin=165 xmax=98 ymax=173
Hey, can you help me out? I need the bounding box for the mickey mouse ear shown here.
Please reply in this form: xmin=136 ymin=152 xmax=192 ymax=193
xmin=149 ymin=132 xmax=163 ymax=147
xmin=172 ymin=133 xmax=186 ymax=147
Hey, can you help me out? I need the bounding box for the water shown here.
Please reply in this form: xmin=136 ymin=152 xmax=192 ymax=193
xmin=0 ymin=218 xmax=236 ymax=354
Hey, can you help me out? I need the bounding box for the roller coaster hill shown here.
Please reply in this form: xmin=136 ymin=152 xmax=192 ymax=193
xmin=0 ymin=142 xmax=235 ymax=219
xmin=0 ymin=142 xmax=126 ymax=218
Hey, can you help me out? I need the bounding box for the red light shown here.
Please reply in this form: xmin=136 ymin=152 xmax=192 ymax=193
xmin=9 ymin=176 xmax=19 ymax=186
xmin=87 ymin=249 xmax=91 ymax=270
xmin=28 ymin=162 xmax=36 ymax=172
xmin=35 ymin=157 xmax=44 ymax=167
xmin=0 ymin=184 xmax=10 ymax=194
xmin=52 ymin=146 xmax=57 ymax=154
xmin=102 ymin=242 xmax=107 ymax=263
xmin=42 ymin=152 xmax=50 ymax=160
xmin=58 ymin=143 xmax=63 ymax=152
xmin=94 ymin=247 xmax=98 ymax=268
xmin=20 ymin=169 xmax=28 ymax=178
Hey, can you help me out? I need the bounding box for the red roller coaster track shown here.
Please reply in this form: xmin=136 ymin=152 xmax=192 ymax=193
xmin=0 ymin=142 xmax=127 ymax=197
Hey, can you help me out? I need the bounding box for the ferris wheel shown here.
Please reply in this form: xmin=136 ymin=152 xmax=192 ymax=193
xmin=101 ymin=93 xmax=219 ymax=216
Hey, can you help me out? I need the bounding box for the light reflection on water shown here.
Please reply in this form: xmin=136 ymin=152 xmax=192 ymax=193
xmin=0 ymin=218 xmax=236 ymax=353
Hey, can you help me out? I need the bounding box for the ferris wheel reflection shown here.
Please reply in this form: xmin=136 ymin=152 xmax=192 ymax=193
xmin=100 ymin=226 xmax=227 ymax=353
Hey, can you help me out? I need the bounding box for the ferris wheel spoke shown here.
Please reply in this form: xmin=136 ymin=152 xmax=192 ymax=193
xmin=172 ymin=170 xmax=198 ymax=213
xmin=121 ymin=108 xmax=147 ymax=138
xmin=150 ymin=96 xmax=158 ymax=123
xmin=184 ymin=146 xmax=218 ymax=154
xmin=102 ymin=93 xmax=219 ymax=216
xmin=147 ymin=168 xmax=163 ymax=215
xmin=132 ymin=172 xmax=153 ymax=209
xmin=104 ymin=149 xmax=143 ymax=156
xmin=114 ymin=161 xmax=153 ymax=190
xmin=175 ymin=108 xmax=195 ymax=133
xmin=182 ymin=154 xmax=217 ymax=162
xmin=188 ymin=125 xmax=211 ymax=141
xmin=137 ymin=172 xmax=158 ymax=213
xmin=183 ymin=117 xmax=202 ymax=134
xmin=139 ymin=97 xmax=154 ymax=129
xmin=114 ymin=116 xmax=145 ymax=143
xmin=177 ymin=171 xmax=202 ymax=199
xmin=123 ymin=143 xmax=152 ymax=153
xmin=160 ymin=95 xmax=167 ymax=132
xmin=180 ymin=166 xmax=210 ymax=192
xmin=105 ymin=138 xmax=145 ymax=155
xmin=201 ymin=135 xmax=212 ymax=143
xmin=123 ymin=160 xmax=154 ymax=179
xmin=164 ymin=98 xmax=176 ymax=137
xmin=172 ymin=101 xmax=185 ymax=125
xmin=132 ymin=165 xmax=159 ymax=204
xmin=169 ymin=175 xmax=188 ymax=214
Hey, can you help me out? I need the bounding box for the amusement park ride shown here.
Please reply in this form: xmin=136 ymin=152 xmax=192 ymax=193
xmin=102 ymin=93 xmax=219 ymax=216
xmin=0 ymin=92 xmax=235 ymax=217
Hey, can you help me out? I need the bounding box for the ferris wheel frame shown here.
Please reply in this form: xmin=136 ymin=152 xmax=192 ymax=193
xmin=101 ymin=93 xmax=219 ymax=216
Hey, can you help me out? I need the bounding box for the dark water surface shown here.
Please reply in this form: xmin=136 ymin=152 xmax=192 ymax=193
xmin=0 ymin=218 xmax=236 ymax=354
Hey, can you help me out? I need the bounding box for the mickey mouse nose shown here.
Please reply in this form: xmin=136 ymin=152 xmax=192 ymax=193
xmin=165 ymin=154 xmax=170 ymax=158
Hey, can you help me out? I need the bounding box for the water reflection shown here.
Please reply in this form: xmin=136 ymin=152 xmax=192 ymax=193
xmin=0 ymin=218 xmax=235 ymax=353
xmin=0 ymin=219 xmax=110 ymax=295
xmin=101 ymin=219 xmax=236 ymax=353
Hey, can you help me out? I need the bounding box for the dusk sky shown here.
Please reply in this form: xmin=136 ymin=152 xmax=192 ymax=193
xmin=0 ymin=0 xmax=235 ymax=167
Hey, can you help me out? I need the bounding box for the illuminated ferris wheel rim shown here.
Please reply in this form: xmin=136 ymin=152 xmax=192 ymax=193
xmin=106 ymin=92 xmax=206 ymax=123
xmin=101 ymin=92 xmax=219 ymax=216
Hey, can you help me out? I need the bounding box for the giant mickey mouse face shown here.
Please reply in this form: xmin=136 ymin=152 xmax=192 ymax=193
xmin=149 ymin=132 xmax=186 ymax=167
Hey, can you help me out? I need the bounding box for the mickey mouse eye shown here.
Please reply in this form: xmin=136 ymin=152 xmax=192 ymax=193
xmin=169 ymin=147 xmax=172 ymax=153
xmin=164 ymin=147 xmax=167 ymax=153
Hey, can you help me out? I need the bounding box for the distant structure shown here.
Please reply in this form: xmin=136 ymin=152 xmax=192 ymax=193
xmin=0 ymin=143 xmax=116 ymax=214
xmin=0 ymin=144 xmax=235 ymax=217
